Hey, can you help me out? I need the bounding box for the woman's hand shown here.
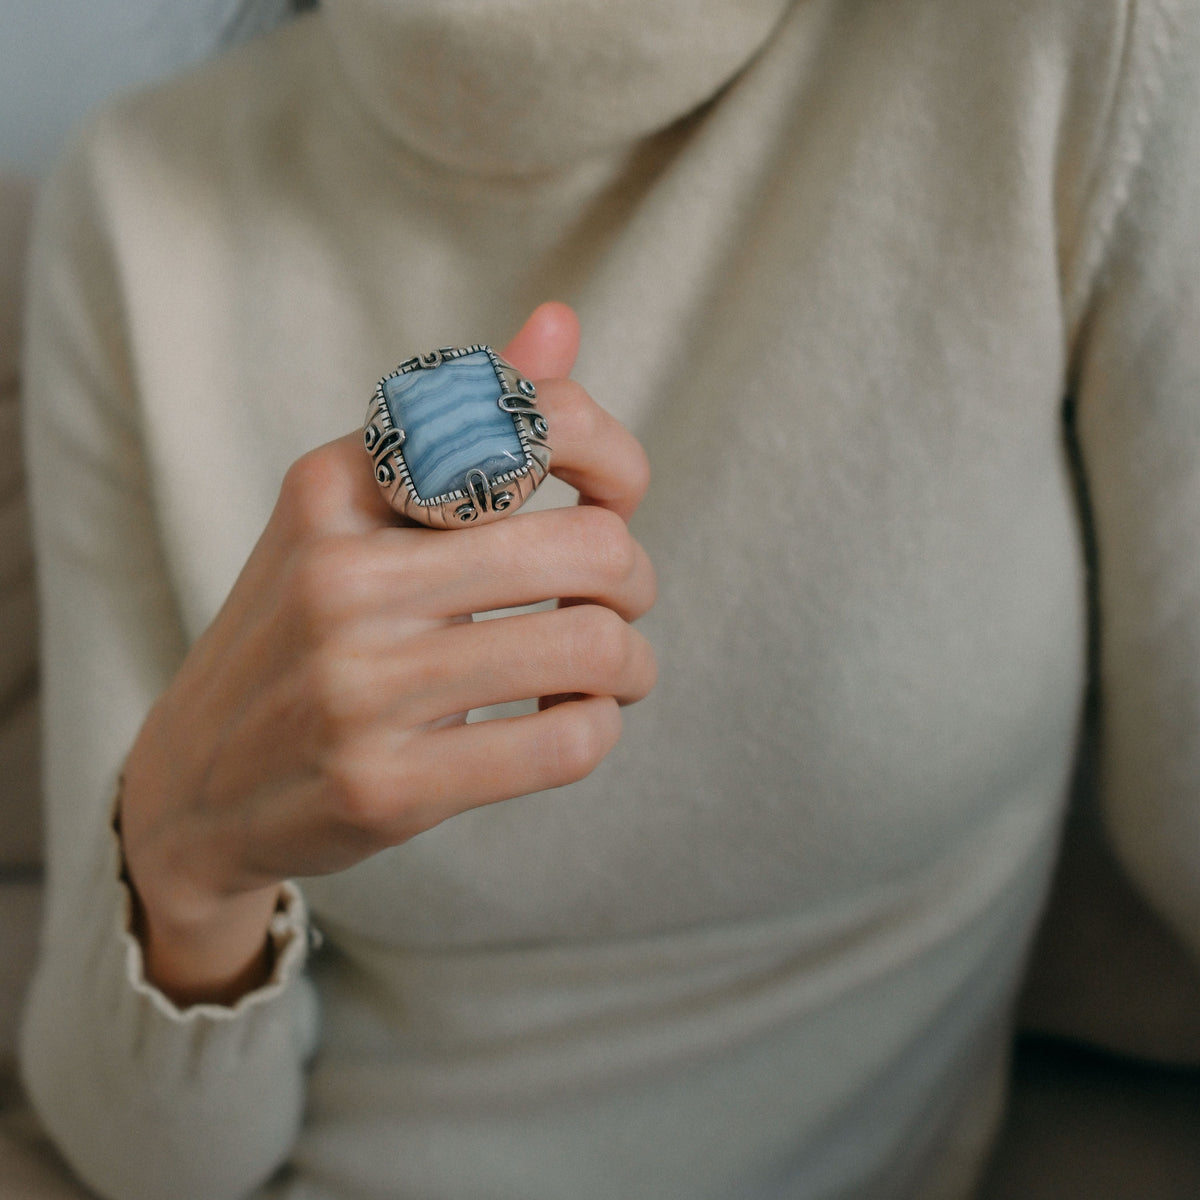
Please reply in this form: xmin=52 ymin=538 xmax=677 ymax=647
xmin=118 ymin=303 xmax=656 ymax=1005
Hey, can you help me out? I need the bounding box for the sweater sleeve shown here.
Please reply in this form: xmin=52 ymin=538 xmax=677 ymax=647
xmin=17 ymin=122 xmax=319 ymax=1200
xmin=1067 ymin=0 xmax=1200 ymax=963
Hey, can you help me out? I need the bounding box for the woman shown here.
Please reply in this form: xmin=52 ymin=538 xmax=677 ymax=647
xmin=20 ymin=1 xmax=1200 ymax=1197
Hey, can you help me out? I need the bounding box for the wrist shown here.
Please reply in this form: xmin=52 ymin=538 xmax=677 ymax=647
xmin=127 ymin=873 xmax=285 ymax=1008
xmin=116 ymin=769 xmax=285 ymax=1006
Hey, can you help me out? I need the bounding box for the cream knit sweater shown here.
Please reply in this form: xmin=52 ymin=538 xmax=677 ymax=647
xmin=19 ymin=2 xmax=1200 ymax=1198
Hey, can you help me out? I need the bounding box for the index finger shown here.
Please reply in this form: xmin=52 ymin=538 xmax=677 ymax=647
xmin=501 ymin=303 xmax=650 ymax=522
xmin=535 ymin=378 xmax=651 ymax=523
xmin=276 ymin=431 xmax=400 ymax=540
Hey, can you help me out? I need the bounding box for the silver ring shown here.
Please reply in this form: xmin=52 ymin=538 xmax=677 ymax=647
xmin=364 ymin=344 xmax=550 ymax=528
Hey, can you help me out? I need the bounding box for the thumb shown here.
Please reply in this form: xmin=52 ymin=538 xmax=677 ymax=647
xmin=501 ymin=301 xmax=581 ymax=381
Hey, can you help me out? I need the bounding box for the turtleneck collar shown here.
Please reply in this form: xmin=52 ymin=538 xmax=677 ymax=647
xmin=320 ymin=0 xmax=795 ymax=176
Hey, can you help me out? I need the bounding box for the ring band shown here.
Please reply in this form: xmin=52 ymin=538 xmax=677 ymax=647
xmin=364 ymin=345 xmax=550 ymax=528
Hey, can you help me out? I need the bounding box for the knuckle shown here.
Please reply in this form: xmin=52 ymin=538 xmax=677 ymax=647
xmin=548 ymin=377 xmax=591 ymax=424
xmin=568 ymin=604 xmax=631 ymax=680
xmin=575 ymin=505 xmax=637 ymax=580
xmin=548 ymin=700 xmax=620 ymax=783
xmin=321 ymin=740 xmax=433 ymax=847
xmin=321 ymin=745 xmax=390 ymax=831
xmin=628 ymin=440 xmax=651 ymax=502
xmin=543 ymin=378 xmax=604 ymax=450
xmin=278 ymin=450 xmax=337 ymax=537
xmin=621 ymin=628 xmax=658 ymax=703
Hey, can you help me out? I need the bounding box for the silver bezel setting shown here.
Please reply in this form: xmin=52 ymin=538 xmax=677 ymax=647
xmin=364 ymin=344 xmax=550 ymax=528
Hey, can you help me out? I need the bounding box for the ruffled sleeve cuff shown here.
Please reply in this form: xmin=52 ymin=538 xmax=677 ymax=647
xmin=118 ymin=868 xmax=314 ymax=1025
xmin=108 ymin=789 xmax=317 ymax=1024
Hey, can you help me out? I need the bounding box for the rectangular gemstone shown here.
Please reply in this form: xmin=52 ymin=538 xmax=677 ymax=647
xmin=382 ymin=351 xmax=526 ymax=500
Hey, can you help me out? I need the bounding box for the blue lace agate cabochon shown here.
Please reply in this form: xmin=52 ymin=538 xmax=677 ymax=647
xmin=381 ymin=352 xmax=527 ymax=500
